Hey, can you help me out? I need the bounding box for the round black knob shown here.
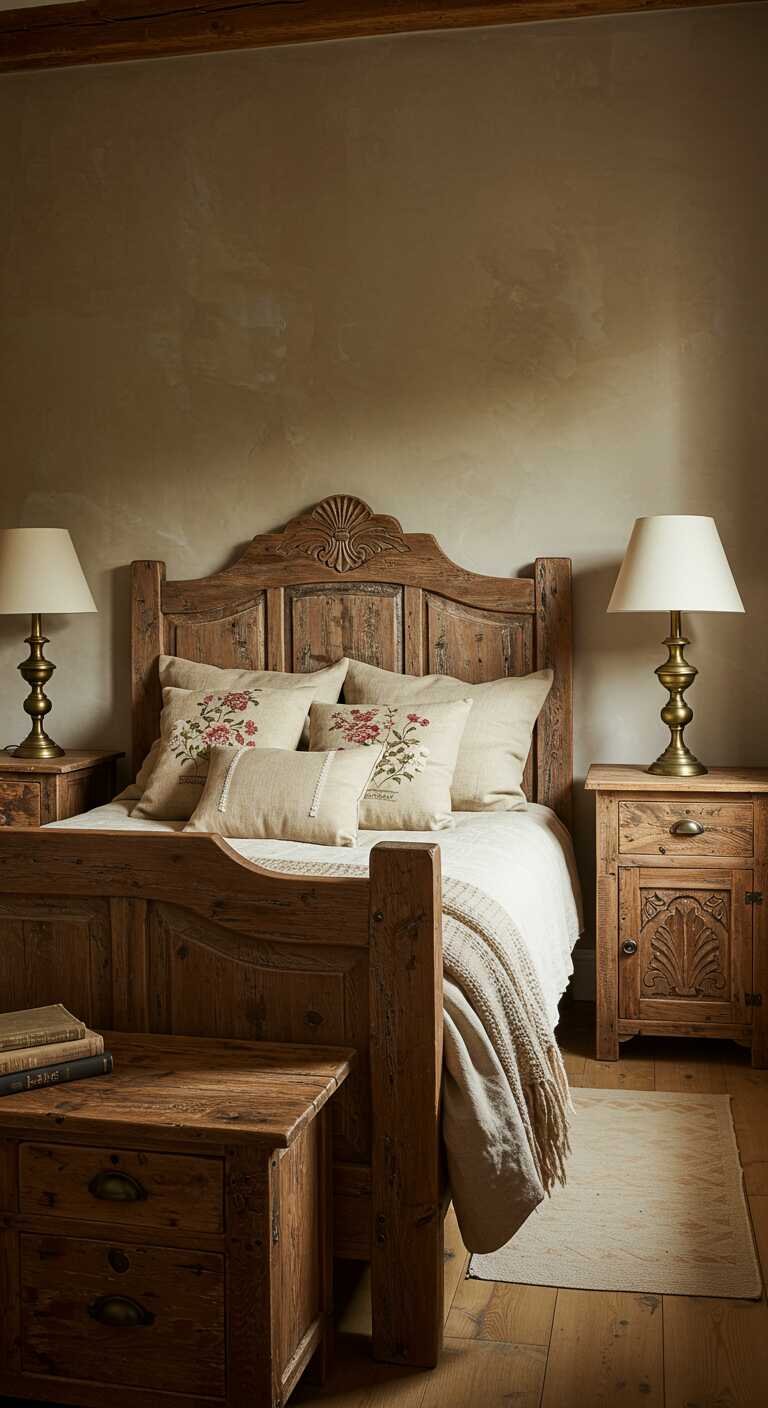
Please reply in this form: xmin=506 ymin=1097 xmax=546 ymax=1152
xmin=622 ymin=939 xmax=638 ymax=956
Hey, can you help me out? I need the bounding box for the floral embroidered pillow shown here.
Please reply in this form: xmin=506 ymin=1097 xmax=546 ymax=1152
xmin=133 ymin=685 xmax=313 ymax=821
xmin=309 ymin=699 xmax=472 ymax=831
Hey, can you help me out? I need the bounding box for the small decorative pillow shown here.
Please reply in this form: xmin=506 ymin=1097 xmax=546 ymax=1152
xmin=343 ymin=660 xmax=553 ymax=812
xmin=309 ymin=699 xmax=472 ymax=831
xmin=132 ymin=656 xmax=350 ymax=794
xmin=184 ymin=744 xmax=385 ymax=847
xmin=133 ymin=685 xmax=313 ymax=821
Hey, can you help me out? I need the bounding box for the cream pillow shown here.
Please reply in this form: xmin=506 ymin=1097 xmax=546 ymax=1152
xmin=133 ymin=685 xmax=313 ymax=820
xmin=132 ymin=655 xmax=350 ymax=793
xmin=184 ymin=744 xmax=385 ymax=847
xmin=343 ymin=660 xmax=553 ymax=812
xmin=309 ymin=699 xmax=472 ymax=831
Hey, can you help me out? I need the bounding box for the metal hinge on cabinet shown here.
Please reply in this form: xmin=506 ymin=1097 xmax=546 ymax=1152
xmin=746 ymin=892 xmax=763 ymax=905
xmin=745 ymin=993 xmax=763 ymax=1007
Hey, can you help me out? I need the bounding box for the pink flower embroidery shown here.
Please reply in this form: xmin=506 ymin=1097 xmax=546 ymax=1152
xmin=234 ymin=730 xmax=244 ymax=745
xmin=223 ymin=691 xmax=250 ymax=712
xmin=203 ymin=722 xmax=231 ymax=746
xmin=244 ymin=719 xmax=257 ymax=736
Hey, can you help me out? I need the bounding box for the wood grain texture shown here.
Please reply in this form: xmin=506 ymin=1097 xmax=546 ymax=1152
xmin=618 ymin=798 xmax=755 ymax=858
xmin=19 ymin=1141 xmax=224 ymax=1233
xmin=0 ymin=1032 xmax=349 ymax=1408
xmin=591 ymin=770 xmax=764 ymax=1064
xmin=131 ymin=558 xmax=165 ymax=776
xmin=586 ymin=764 xmax=768 ymax=792
xmin=662 ymin=1296 xmax=768 ymax=1408
xmin=369 ymin=842 xmax=444 ymax=1368
xmin=754 ymin=797 xmax=768 ymax=1068
xmin=0 ymin=782 xmax=40 ymax=827
xmin=535 ymin=557 xmax=573 ymax=826
xmin=0 ymin=0 xmax=752 ymax=74
xmin=541 ymin=1290 xmax=663 ymax=1407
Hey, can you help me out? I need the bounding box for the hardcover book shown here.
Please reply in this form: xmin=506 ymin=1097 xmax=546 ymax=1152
xmin=0 ymin=1052 xmax=113 ymax=1098
xmin=0 ymin=1004 xmax=86 ymax=1054
xmin=0 ymin=1029 xmax=104 ymax=1077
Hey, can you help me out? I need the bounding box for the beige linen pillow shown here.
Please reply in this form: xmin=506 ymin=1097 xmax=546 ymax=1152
xmin=184 ymin=744 xmax=385 ymax=847
xmin=343 ymin=660 xmax=553 ymax=812
xmin=133 ymin=655 xmax=350 ymax=793
xmin=309 ymin=699 xmax=472 ymax=831
xmin=133 ymin=685 xmax=313 ymax=821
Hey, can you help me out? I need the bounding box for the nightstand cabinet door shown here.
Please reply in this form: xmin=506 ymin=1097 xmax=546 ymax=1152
xmin=619 ymin=867 xmax=755 ymax=1031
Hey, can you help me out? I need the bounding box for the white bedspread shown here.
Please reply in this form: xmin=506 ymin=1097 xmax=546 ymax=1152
xmin=49 ymin=799 xmax=582 ymax=1249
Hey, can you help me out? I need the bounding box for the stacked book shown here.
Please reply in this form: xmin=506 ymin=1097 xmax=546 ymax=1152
xmin=0 ymin=1005 xmax=113 ymax=1097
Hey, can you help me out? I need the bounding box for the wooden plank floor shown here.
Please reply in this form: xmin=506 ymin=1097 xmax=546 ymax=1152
xmin=295 ymin=1002 xmax=768 ymax=1408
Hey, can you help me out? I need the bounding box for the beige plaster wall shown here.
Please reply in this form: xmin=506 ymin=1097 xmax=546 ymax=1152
xmin=0 ymin=5 xmax=766 ymax=955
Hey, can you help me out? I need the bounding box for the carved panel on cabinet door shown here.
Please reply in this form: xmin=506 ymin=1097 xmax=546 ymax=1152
xmin=640 ymin=889 xmax=729 ymax=1000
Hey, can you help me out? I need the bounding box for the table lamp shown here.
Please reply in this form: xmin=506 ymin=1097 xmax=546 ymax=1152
xmin=0 ymin=528 xmax=97 ymax=758
xmin=607 ymin=515 xmax=744 ymax=777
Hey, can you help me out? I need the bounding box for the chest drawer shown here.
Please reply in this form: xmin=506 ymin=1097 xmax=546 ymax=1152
xmin=19 ymin=1142 xmax=224 ymax=1234
xmin=21 ymin=1233 xmax=225 ymax=1398
xmin=0 ymin=781 xmax=41 ymax=827
xmin=618 ymin=799 xmax=754 ymax=858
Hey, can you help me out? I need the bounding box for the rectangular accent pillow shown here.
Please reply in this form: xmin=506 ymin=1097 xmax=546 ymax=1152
xmin=184 ymin=743 xmax=385 ymax=847
xmin=343 ymin=659 xmax=553 ymax=812
xmin=133 ymin=685 xmax=314 ymax=821
xmin=132 ymin=655 xmax=350 ymax=793
xmin=309 ymin=699 xmax=472 ymax=831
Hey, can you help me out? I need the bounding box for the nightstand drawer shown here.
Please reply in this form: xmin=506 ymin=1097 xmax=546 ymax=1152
xmin=19 ymin=1142 xmax=224 ymax=1234
xmin=0 ymin=780 xmax=41 ymax=827
xmin=20 ymin=1233 xmax=225 ymax=1398
xmin=618 ymin=799 xmax=754 ymax=858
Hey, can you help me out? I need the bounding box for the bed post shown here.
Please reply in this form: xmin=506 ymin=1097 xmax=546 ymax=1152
xmin=131 ymin=559 xmax=166 ymax=776
xmin=368 ymin=841 xmax=444 ymax=1368
xmin=535 ymin=556 xmax=573 ymax=829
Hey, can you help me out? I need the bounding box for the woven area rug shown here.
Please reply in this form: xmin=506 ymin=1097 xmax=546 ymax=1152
xmin=469 ymin=1089 xmax=762 ymax=1298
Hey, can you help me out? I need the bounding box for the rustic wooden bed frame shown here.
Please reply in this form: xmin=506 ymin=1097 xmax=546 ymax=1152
xmin=0 ymin=495 xmax=572 ymax=1369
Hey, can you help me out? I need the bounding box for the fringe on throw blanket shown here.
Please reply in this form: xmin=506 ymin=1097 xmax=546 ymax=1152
xmin=256 ymin=857 xmax=571 ymax=1199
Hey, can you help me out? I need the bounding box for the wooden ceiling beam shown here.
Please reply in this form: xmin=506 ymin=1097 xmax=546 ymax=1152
xmin=0 ymin=0 xmax=760 ymax=74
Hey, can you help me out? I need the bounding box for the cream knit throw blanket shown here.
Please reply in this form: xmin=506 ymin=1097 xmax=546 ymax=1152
xmin=258 ymin=858 xmax=571 ymax=1199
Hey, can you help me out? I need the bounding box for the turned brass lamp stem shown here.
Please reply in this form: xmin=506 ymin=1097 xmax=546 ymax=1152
xmin=646 ymin=609 xmax=707 ymax=778
xmin=11 ymin=613 xmax=65 ymax=759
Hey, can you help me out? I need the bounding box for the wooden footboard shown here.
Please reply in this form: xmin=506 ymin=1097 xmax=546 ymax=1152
xmin=0 ymin=827 xmax=444 ymax=1367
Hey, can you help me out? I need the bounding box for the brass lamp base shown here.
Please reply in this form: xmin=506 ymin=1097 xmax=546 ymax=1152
xmin=8 ymin=613 xmax=65 ymax=759
xmin=646 ymin=610 xmax=707 ymax=778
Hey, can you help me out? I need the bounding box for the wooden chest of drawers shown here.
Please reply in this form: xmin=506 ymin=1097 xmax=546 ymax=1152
xmin=586 ymin=765 xmax=768 ymax=1067
xmin=0 ymin=750 xmax=122 ymax=827
xmin=0 ymin=1032 xmax=354 ymax=1408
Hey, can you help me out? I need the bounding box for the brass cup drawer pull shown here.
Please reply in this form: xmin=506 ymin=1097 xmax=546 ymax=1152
xmin=669 ymin=818 xmax=705 ymax=837
xmin=87 ymin=1295 xmax=155 ymax=1328
xmin=88 ymin=1169 xmax=147 ymax=1203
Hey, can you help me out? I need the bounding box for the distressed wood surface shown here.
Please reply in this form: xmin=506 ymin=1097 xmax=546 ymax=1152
xmin=19 ymin=1140 xmax=224 ymax=1233
xmin=0 ymin=782 xmax=40 ymax=828
xmin=131 ymin=496 xmax=573 ymax=820
xmin=0 ymin=0 xmax=754 ymax=74
xmin=618 ymin=798 xmax=755 ymax=857
xmin=369 ymin=842 xmax=444 ymax=1368
xmin=586 ymin=764 xmax=768 ymax=792
xmin=21 ymin=1234 xmax=227 ymax=1397
xmin=591 ymin=772 xmax=765 ymax=1067
xmin=0 ymin=756 xmax=121 ymax=829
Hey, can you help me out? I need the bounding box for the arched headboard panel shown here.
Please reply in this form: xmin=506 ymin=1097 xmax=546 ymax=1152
xmin=131 ymin=495 xmax=573 ymax=825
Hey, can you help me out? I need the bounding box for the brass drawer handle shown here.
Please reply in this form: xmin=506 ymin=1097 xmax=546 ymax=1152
xmin=88 ymin=1170 xmax=147 ymax=1203
xmin=622 ymin=939 xmax=638 ymax=956
xmin=670 ymin=818 xmax=705 ymax=837
xmin=87 ymin=1295 xmax=155 ymax=1328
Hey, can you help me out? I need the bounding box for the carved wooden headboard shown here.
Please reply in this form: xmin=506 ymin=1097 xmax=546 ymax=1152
xmin=131 ymin=495 xmax=573 ymax=825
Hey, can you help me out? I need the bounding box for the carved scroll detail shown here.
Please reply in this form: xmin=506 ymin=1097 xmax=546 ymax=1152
xmin=277 ymin=495 xmax=410 ymax=573
xmin=641 ymin=891 xmax=729 ymax=999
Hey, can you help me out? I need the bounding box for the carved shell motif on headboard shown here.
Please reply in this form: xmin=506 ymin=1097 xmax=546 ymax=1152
xmin=276 ymin=495 xmax=411 ymax=573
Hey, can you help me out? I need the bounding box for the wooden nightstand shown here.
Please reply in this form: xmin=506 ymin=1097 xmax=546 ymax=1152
xmin=586 ymin=765 xmax=768 ymax=1068
xmin=0 ymin=750 xmax=123 ymax=827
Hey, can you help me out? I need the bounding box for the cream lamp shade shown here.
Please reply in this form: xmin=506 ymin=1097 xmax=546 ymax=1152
xmin=608 ymin=515 xmax=744 ymax=614
xmin=0 ymin=528 xmax=97 ymax=615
